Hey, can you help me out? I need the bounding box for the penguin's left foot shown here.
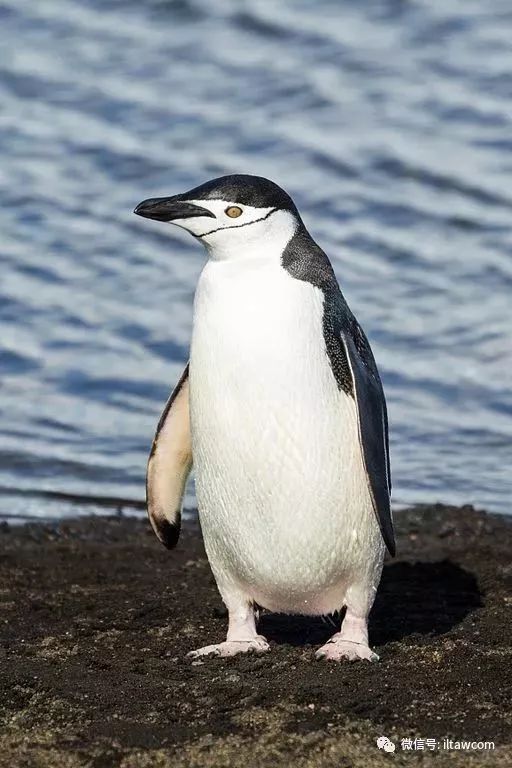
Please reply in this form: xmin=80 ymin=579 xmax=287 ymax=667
xmin=187 ymin=635 xmax=270 ymax=659
xmin=315 ymin=635 xmax=379 ymax=662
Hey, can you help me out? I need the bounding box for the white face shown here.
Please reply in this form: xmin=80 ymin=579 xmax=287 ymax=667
xmin=170 ymin=199 xmax=298 ymax=262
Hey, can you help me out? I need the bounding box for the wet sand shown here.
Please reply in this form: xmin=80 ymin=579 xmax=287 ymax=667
xmin=0 ymin=504 xmax=510 ymax=767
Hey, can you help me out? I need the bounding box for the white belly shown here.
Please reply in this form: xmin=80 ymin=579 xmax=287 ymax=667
xmin=189 ymin=256 xmax=381 ymax=615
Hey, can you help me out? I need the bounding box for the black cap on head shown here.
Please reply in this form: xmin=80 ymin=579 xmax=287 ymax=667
xmin=180 ymin=174 xmax=299 ymax=213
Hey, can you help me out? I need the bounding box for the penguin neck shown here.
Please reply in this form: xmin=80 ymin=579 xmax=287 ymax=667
xmin=201 ymin=209 xmax=299 ymax=263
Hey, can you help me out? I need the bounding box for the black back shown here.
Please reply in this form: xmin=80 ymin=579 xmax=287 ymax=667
xmin=282 ymin=228 xmax=354 ymax=396
xmin=282 ymin=227 xmax=395 ymax=556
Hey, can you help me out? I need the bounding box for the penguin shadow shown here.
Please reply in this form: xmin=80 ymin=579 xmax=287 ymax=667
xmin=371 ymin=560 xmax=483 ymax=645
xmin=259 ymin=561 xmax=483 ymax=648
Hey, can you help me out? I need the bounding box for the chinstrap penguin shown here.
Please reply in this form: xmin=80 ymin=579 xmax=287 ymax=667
xmin=134 ymin=175 xmax=395 ymax=662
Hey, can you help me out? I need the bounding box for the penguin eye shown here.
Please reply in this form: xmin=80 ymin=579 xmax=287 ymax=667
xmin=225 ymin=206 xmax=243 ymax=218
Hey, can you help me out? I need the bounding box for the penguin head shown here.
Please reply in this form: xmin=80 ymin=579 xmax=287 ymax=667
xmin=134 ymin=174 xmax=301 ymax=259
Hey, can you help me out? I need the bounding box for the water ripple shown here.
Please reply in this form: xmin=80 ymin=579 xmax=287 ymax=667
xmin=0 ymin=0 xmax=511 ymax=519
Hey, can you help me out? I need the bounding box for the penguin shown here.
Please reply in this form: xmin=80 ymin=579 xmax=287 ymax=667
xmin=134 ymin=175 xmax=394 ymax=661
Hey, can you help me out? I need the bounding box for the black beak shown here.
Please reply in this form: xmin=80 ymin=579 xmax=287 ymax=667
xmin=133 ymin=195 xmax=216 ymax=222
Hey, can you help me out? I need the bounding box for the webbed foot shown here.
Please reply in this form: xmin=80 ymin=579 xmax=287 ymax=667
xmin=187 ymin=635 xmax=270 ymax=659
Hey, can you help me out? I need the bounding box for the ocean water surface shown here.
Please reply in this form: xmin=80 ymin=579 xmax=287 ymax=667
xmin=1 ymin=0 xmax=511 ymax=520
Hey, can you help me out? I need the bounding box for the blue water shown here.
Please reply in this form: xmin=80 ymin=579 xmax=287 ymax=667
xmin=1 ymin=0 xmax=511 ymax=520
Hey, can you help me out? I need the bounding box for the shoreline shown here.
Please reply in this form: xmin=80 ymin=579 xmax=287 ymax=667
xmin=0 ymin=504 xmax=510 ymax=767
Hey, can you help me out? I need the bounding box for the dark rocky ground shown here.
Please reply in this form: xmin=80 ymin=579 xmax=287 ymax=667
xmin=0 ymin=504 xmax=510 ymax=767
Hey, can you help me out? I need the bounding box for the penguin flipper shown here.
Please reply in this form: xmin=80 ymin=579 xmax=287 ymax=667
xmin=340 ymin=325 xmax=395 ymax=557
xmin=146 ymin=364 xmax=192 ymax=549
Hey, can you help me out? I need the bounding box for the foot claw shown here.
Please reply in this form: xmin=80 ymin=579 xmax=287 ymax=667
xmin=187 ymin=636 xmax=270 ymax=659
xmin=315 ymin=639 xmax=379 ymax=662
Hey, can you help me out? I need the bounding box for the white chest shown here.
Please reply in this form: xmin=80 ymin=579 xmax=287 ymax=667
xmin=192 ymin=256 xmax=327 ymax=404
xmin=188 ymin=256 xmax=377 ymax=613
xmin=190 ymin=258 xmax=342 ymax=462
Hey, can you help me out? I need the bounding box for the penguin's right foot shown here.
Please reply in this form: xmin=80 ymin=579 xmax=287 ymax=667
xmin=315 ymin=607 xmax=378 ymax=662
xmin=315 ymin=637 xmax=379 ymax=662
xmin=187 ymin=635 xmax=270 ymax=659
